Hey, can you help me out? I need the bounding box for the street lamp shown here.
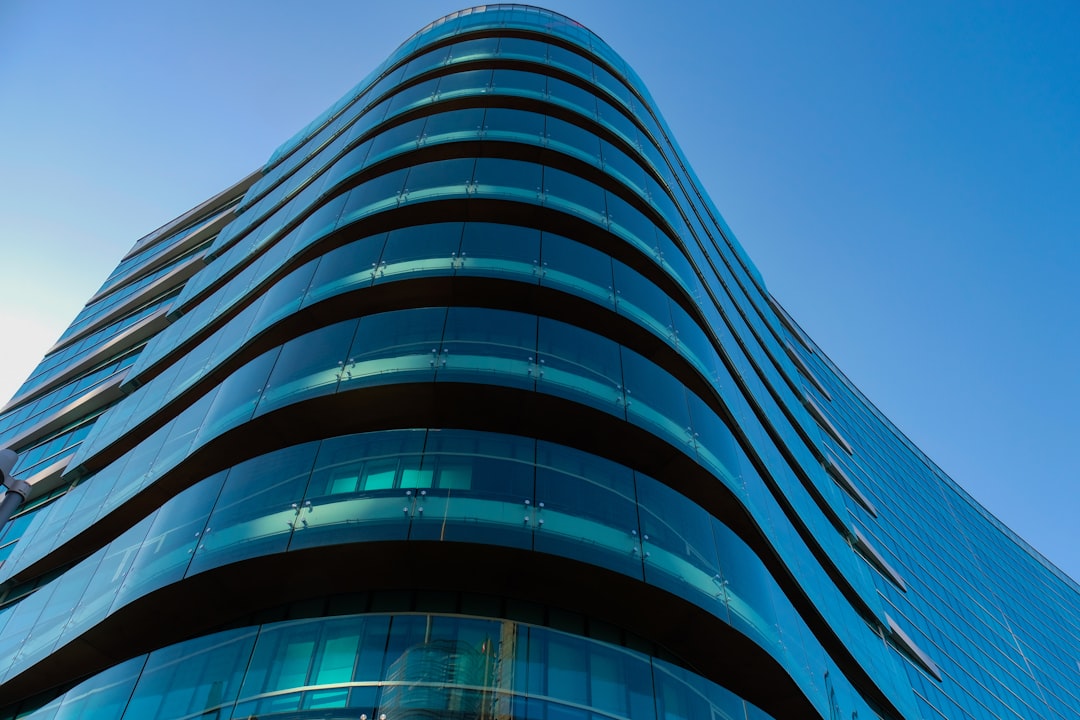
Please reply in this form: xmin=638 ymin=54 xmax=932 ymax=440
xmin=0 ymin=449 xmax=29 ymax=530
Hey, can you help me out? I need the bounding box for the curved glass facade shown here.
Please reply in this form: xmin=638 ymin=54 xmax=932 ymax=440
xmin=0 ymin=6 xmax=1077 ymax=720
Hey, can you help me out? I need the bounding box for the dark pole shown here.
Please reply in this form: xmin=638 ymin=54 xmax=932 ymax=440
xmin=0 ymin=448 xmax=28 ymax=530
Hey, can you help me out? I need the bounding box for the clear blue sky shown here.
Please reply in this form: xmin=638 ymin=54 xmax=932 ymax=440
xmin=1 ymin=1 xmax=1077 ymax=580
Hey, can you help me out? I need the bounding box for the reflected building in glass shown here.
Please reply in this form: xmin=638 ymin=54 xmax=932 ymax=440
xmin=0 ymin=6 xmax=1077 ymax=720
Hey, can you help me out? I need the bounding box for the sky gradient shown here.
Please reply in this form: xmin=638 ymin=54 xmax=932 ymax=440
xmin=1 ymin=1 xmax=1077 ymax=580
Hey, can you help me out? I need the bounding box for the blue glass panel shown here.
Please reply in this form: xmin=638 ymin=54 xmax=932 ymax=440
xmin=449 ymin=35 xmax=500 ymax=61
xmin=302 ymin=232 xmax=387 ymax=308
xmin=248 ymin=258 xmax=318 ymax=336
xmin=482 ymin=106 xmax=545 ymax=145
xmin=548 ymin=44 xmax=594 ymax=80
xmin=542 ymin=166 xmax=606 ymax=226
xmin=186 ymin=442 xmax=318 ymax=575
xmin=420 ymin=107 xmax=485 ymax=146
xmin=374 ymin=222 xmax=462 ymax=284
xmin=336 ymin=169 xmax=408 ymax=228
xmin=437 ymin=307 xmax=537 ymax=389
xmin=113 ymin=471 xmax=227 ymax=608
xmin=192 ymin=347 xmax=279 ymax=447
xmin=620 ymin=348 xmax=693 ymax=452
xmin=637 ymin=476 xmax=726 ymax=620
xmin=400 ymin=157 xmax=474 ymax=205
xmin=602 ymin=140 xmax=649 ymax=198
xmin=545 ymin=116 xmax=602 ymax=167
xmin=383 ymin=77 xmax=438 ymax=117
xmin=410 ymin=429 xmax=536 ymax=548
xmin=402 ymin=45 xmax=450 ymax=81
xmin=434 ymin=67 xmax=493 ymax=100
xmin=612 ymin=261 xmax=674 ymax=342
xmin=472 ymin=156 xmax=543 ymax=203
xmin=537 ymin=317 xmax=625 ymax=417
xmin=534 ymin=441 xmax=643 ymax=580
xmin=712 ymin=520 xmax=783 ymax=658
xmin=338 ymin=307 xmax=446 ymax=389
xmin=50 ymin=655 xmax=145 ymax=720
xmin=539 ymin=232 xmax=614 ymax=309
xmin=456 ymin=221 xmax=541 ymax=282
xmin=254 ymin=319 xmax=359 ymax=416
xmin=490 ymin=68 xmax=548 ymax=101
xmin=363 ymin=118 xmax=425 ymax=169
xmin=547 ymin=77 xmax=598 ymax=120
xmin=496 ymin=35 xmax=548 ymax=61
xmin=293 ymin=429 xmax=427 ymax=547
xmin=120 ymin=627 xmax=256 ymax=720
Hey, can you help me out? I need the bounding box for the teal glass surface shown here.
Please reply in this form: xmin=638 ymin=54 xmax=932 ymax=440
xmin=534 ymin=441 xmax=643 ymax=579
xmin=301 ymin=232 xmax=386 ymax=308
xmin=119 ymin=627 xmax=256 ymax=720
xmin=185 ymin=442 xmax=318 ymax=574
xmin=338 ymin=307 xmax=446 ymax=389
xmin=536 ymin=316 xmax=625 ymax=416
xmin=539 ymin=229 xmax=614 ymax=307
xmin=456 ymin=221 xmax=541 ymax=282
xmin=291 ymin=429 xmax=426 ymax=547
xmin=113 ymin=471 xmax=227 ymax=608
xmin=409 ymin=429 xmax=536 ymax=547
xmin=373 ymin=222 xmax=462 ymax=284
xmin=437 ymin=307 xmax=537 ymax=389
xmin=191 ymin=348 xmax=279 ymax=447
xmin=253 ymin=319 xmax=358 ymax=416
xmin=400 ymin=157 xmax=475 ymax=206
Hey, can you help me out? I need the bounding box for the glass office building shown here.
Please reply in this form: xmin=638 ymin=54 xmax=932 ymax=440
xmin=0 ymin=6 xmax=1076 ymax=719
